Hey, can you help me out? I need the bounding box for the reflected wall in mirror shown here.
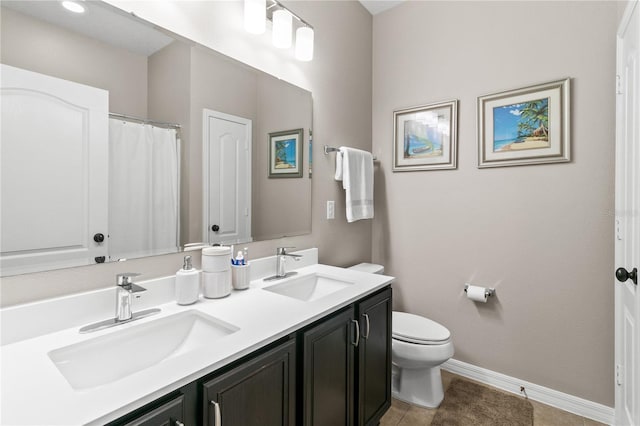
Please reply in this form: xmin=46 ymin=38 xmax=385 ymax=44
xmin=0 ymin=1 xmax=312 ymax=277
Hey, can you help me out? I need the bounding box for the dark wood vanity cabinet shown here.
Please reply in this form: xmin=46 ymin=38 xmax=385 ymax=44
xmin=302 ymin=307 xmax=356 ymax=425
xmin=202 ymin=339 xmax=296 ymax=426
xmin=356 ymin=288 xmax=393 ymax=426
xmin=108 ymin=286 xmax=391 ymax=426
xmin=302 ymin=287 xmax=392 ymax=426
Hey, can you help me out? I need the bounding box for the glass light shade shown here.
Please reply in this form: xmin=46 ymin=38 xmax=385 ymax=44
xmin=244 ymin=0 xmax=266 ymax=34
xmin=272 ymin=9 xmax=292 ymax=49
xmin=295 ymin=27 xmax=314 ymax=61
xmin=62 ymin=0 xmax=85 ymax=14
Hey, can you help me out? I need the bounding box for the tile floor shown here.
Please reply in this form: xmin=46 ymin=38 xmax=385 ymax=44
xmin=380 ymin=371 xmax=607 ymax=426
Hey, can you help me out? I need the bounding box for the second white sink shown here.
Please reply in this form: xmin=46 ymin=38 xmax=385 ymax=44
xmin=263 ymin=273 xmax=355 ymax=302
xmin=48 ymin=310 xmax=239 ymax=390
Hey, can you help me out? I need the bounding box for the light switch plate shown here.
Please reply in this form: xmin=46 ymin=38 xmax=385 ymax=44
xmin=327 ymin=201 xmax=335 ymax=219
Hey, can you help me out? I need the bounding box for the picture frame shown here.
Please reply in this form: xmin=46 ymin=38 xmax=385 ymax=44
xmin=268 ymin=128 xmax=303 ymax=178
xmin=393 ymin=100 xmax=458 ymax=172
xmin=477 ymin=78 xmax=570 ymax=168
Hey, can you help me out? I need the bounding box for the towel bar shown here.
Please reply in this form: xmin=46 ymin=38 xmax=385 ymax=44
xmin=324 ymin=145 xmax=377 ymax=160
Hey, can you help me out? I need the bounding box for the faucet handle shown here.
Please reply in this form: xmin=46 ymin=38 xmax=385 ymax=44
xmin=277 ymin=247 xmax=295 ymax=255
xmin=116 ymin=272 xmax=141 ymax=286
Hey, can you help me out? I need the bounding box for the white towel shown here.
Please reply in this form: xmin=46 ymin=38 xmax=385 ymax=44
xmin=334 ymin=149 xmax=343 ymax=181
xmin=341 ymin=147 xmax=374 ymax=222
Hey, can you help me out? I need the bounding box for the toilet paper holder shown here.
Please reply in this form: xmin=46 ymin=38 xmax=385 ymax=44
xmin=464 ymin=284 xmax=495 ymax=298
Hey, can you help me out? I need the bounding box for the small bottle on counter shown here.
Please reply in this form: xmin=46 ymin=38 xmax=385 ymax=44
xmin=175 ymin=255 xmax=200 ymax=305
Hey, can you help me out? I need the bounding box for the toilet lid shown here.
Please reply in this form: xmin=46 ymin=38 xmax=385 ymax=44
xmin=392 ymin=311 xmax=451 ymax=345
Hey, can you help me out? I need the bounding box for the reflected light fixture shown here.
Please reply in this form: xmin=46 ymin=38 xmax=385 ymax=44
xmin=272 ymin=9 xmax=292 ymax=49
xmin=61 ymin=0 xmax=85 ymax=14
xmin=295 ymin=26 xmax=314 ymax=62
xmin=244 ymin=0 xmax=266 ymax=34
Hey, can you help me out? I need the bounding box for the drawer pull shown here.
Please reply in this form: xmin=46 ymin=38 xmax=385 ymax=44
xmin=351 ymin=319 xmax=360 ymax=347
xmin=210 ymin=400 xmax=221 ymax=426
xmin=363 ymin=313 xmax=370 ymax=339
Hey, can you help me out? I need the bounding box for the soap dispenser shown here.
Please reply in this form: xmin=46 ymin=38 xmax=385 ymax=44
xmin=176 ymin=255 xmax=200 ymax=305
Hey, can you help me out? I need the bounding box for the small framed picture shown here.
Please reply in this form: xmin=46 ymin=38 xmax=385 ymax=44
xmin=477 ymin=78 xmax=570 ymax=168
xmin=393 ymin=100 xmax=458 ymax=172
xmin=268 ymin=128 xmax=303 ymax=178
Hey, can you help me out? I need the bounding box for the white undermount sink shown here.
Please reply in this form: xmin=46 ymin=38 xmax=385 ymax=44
xmin=263 ymin=273 xmax=355 ymax=302
xmin=48 ymin=310 xmax=239 ymax=390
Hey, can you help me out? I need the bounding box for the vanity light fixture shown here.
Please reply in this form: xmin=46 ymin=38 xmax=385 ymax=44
xmin=295 ymin=26 xmax=314 ymax=62
xmin=244 ymin=0 xmax=314 ymax=61
xmin=244 ymin=0 xmax=266 ymax=34
xmin=272 ymin=9 xmax=292 ymax=49
xmin=61 ymin=0 xmax=85 ymax=14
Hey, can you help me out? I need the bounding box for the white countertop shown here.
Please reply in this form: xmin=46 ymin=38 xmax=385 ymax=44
xmin=0 ymin=252 xmax=394 ymax=425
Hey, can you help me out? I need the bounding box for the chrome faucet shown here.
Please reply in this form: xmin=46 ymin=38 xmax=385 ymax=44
xmin=115 ymin=273 xmax=146 ymax=321
xmin=264 ymin=247 xmax=303 ymax=281
xmin=79 ymin=273 xmax=160 ymax=333
xmin=275 ymin=247 xmax=302 ymax=277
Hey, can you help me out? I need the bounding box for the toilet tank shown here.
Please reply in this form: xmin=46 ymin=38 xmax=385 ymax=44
xmin=349 ymin=263 xmax=384 ymax=274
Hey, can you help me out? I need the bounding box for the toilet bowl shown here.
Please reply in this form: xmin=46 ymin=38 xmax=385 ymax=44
xmin=348 ymin=263 xmax=454 ymax=408
xmin=392 ymin=312 xmax=454 ymax=408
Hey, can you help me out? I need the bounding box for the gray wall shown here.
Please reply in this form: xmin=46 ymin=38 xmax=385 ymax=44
xmin=372 ymin=1 xmax=617 ymax=406
xmin=147 ymin=41 xmax=192 ymax=245
xmin=253 ymin=74 xmax=312 ymax=241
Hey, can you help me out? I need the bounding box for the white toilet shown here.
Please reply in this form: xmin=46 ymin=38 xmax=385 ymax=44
xmin=349 ymin=263 xmax=454 ymax=408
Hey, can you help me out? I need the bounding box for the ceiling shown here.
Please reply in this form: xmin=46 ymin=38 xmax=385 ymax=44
xmin=358 ymin=0 xmax=406 ymax=15
xmin=2 ymin=0 xmax=173 ymax=56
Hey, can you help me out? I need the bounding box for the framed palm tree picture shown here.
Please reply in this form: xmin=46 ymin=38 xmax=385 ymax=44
xmin=477 ymin=78 xmax=570 ymax=168
xmin=268 ymin=128 xmax=303 ymax=178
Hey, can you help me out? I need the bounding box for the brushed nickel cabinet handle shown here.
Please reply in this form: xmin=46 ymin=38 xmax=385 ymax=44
xmin=210 ymin=400 xmax=221 ymax=425
xmin=351 ymin=319 xmax=360 ymax=347
xmin=363 ymin=313 xmax=370 ymax=339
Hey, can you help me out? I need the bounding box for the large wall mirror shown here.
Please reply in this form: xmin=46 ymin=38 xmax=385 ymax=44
xmin=0 ymin=1 xmax=312 ymax=277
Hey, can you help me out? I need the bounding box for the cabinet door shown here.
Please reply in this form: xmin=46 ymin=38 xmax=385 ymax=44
xmin=202 ymin=339 xmax=296 ymax=426
xmin=303 ymin=307 xmax=356 ymax=426
xmin=122 ymin=395 xmax=184 ymax=426
xmin=357 ymin=288 xmax=392 ymax=426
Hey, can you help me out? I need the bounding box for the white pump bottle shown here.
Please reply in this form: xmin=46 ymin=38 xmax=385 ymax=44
xmin=175 ymin=255 xmax=200 ymax=305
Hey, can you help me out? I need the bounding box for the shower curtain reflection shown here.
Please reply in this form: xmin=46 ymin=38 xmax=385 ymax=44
xmin=108 ymin=119 xmax=180 ymax=261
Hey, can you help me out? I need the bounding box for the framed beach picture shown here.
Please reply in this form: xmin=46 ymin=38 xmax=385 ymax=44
xmin=477 ymin=78 xmax=570 ymax=168
xmin=393 ymin=100 xmax=458 ymax=172
xmin=269 ymin=128 xmax=303 ymax=178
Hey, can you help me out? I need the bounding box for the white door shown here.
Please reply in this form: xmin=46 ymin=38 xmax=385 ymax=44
xmin=202 ymin=109 xmax=252 ymax=245
xmin=615 ymin=1 xmax=640 ymax=425
xmin=0 ymin=65 xmax=109 ymax=275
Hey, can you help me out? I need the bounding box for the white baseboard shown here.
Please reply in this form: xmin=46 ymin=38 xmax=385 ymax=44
xmin=442 ymin=359 xmax=615 ymax=425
